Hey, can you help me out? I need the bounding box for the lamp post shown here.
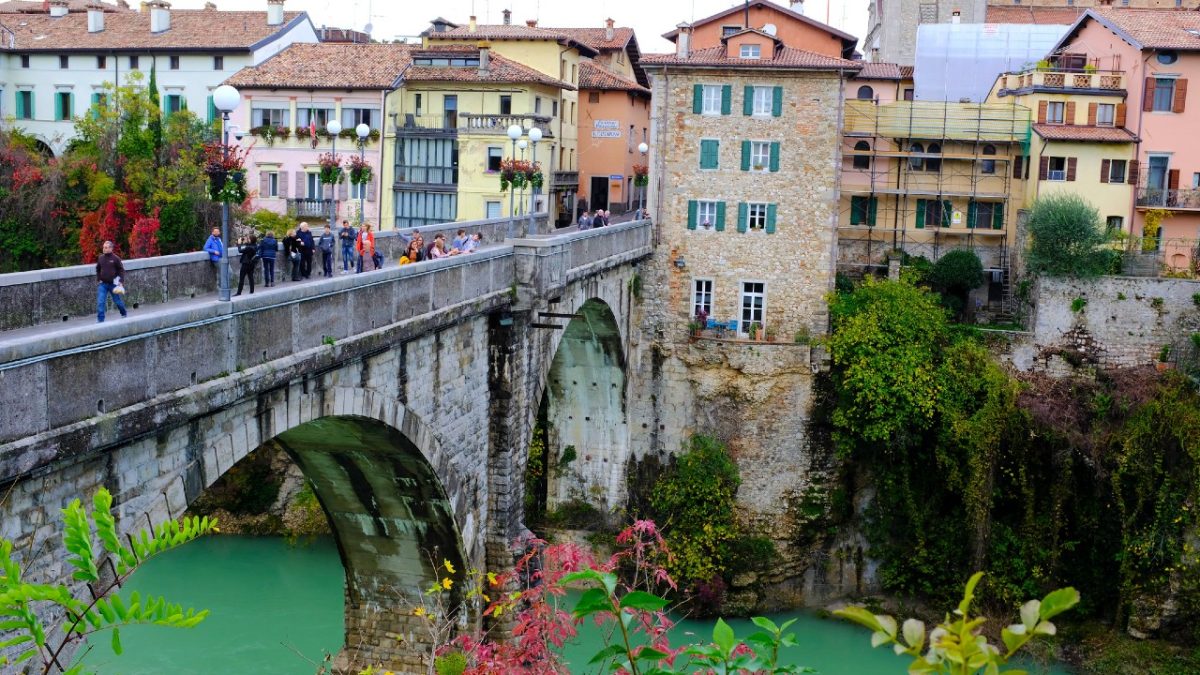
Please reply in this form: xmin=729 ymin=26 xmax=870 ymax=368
xmin=506 ymin=124 xmax=522 ymax=238
xmin=327 ymin=119 xmax=342 ymax=231
xmin=637 ymin=141 xmax=649 ymax=220
xmin=212 ymin=84 xmax=241 ymax=302
xmin=356 ymin=123 xmax=370 ymax=228
xmin=517 ymin=139 xmax=528 ymax=218
xmin=527 ymin=126 xmax=542 ymax=236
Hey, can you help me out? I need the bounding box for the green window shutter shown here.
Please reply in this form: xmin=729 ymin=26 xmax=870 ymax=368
xmin=850 ymin=196 xmax=863 ymax=225
xmin=693 ymin=84 xmax=703 ymax=114
xmin=993 ymin=202 xmax=1005 ymax=230
xmin=743 ymin=86 xmax=754 ymax=116
xmin=687 ymin=200 xmax=698 ymax=230
xmin=769 ymin=141 xmax=781 ymax=173
xmin=30 ymin=93 xmax=34 ymax=120
xmin=15 ymin=92 xmax=23 ymax=120
xmin=700 ymin=140 xmax=719 ymax=169
xmin=90 ymin=93 xmax=100 ymax=119
xmin=772 ymin=86 xmax=783 ymax=117
xmin=966 ymin=200 xmax=977 ymax=229
xmin=868 ymin=197 xmax=878 ymax=226
xmin=54 ymin=93 xmax=62 ymax=121
xmin=915 ymin=199 xmax=925 ymax=229
xmin=741 ymin=140 xmax=751 ymax=171
xmin=207 ymin=95 xmax=216 ymax=123
xmin=721 ymin=85 xmax=732 ymax=115
xmin=737 ymin=202 xmax=748 ymax=233
xmin=180 ymin=96 xmax=188 ymax=111
xmin=766 ymin=204 xmax=777 ymax=234
xmin=716 ymin=202 xmax=726 ymax=231
xmin=942 ymin=200 xmax=952 ymax=227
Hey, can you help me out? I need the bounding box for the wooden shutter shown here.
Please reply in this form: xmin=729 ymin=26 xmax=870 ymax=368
xmin=766 ymin=204 xmax=777 ymax=234
xmin=1173 ymin=78 xmax=1188 ymax=113
xmin=259 ymin=171 xmax=268 ymax=195
xmin=716 ymin=202 xmax=726 ymax=231
xmin=768 ymin=141 xmax=780 ymax=172
xmin=1066 ymin=157 xmax=1077 ymax=181
xmin=942 ymin=200 xmax=952 ymax=227
xmin=687 ymin=200 xmax=697 ymax=230
xmin=339 ymin=177 xmax=349 ymax=200
xmin=692 ymin=85 xmax=703 ymax=114
xmin=367 ymin=177 xmax=377 ymax=202
xmin=1037 ymin=100 xmax=1048 ymax=124
xmin=1038 ymin=156 xmax=1049 ymax=181
xmin=295 ymin=172 xmax=304 ymax=198
xmin=772 ymin=86 xmax=783 ymax=117
xmin=1128 ymin=160 xmax=1139 ymax=186
xmin=720 ymin=85 xmax=732 ymax=115
xmin=966 ymin=200 xmax=977 ymax=229
xmin=54 ymin=93 xmax=62 ymax=121
xmin=1144 ymin=77 xmax=1156 ymax=112
xmin=1065 ymin=101 xmax=1076 ymax=125
xmin=278 ymin=171 xmax=288 ymax=198
xmin=1088 ymin=102 xmax=1098 ymax=126
xmin=915 ymin=199 xmax=925 ymax=229
xmin=1115 ymin=103 xmax=1127 ymax=127
xmin=741 ymin=140 xmax=751 ymax=171
xmin=737 ymin=202 xmax=748 ymax=233
xmin=1013 ymin=155 xmax=1024 ymax=179
xmin=1101 ymin=159 xmax=1110 ymax=183
xmin=1169 ymin=168 xmax=1180 ymax=190
xmin=207 ymin=95 xmax=216 ymax=123
xmin=850 ymin=196 xmax=863 ymax=225
xmin=867 ymin=198 xmax=877 ymax=226
xmin=15 ymin=92 xmax=23 ymax=120
xmin=743 ymin=86 xmax=754 ymax=116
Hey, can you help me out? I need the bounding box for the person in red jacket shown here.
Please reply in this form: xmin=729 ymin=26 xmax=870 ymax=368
xmin=95 ymin=240 xmax=127 ymax=322
xmin=355 ymin=223 xmax=376 ymax=273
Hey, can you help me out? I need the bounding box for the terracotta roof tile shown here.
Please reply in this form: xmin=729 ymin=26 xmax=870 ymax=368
xmin=985 ymin=6 xmax=1085 ymax=24
xmin=405 ymin=49 xmax=576 ymax=90
xmin=661 ymin=0 xmax=856 ymax=45
xmin=553 ymin=26 xmax=635 ymax=51
xmin=1033 ymin=123 xmax=1138 ymax=142
xmin=854 ymin=62 xmax=902 ymax=80
xmin=0 ymin=0 xmax=126 ymax=12
xmin=579 ymin=60 xmax=648 ymax=94
xmin=899 ymin=65 xmax=914 ymax=80
xmin=1087 ymin=8 xmax=1200 ymax=50
xmin=225 ymin=43 xmax=411 ymax=89
xmin=0 ymin=9 xmax=307 ymax=51
xmin=642 ymin=46 xmax=861 ymax=71
xmin=430 ymin=23 xmax=599 ymax=57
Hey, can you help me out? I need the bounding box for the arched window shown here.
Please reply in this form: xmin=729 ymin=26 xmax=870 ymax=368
xmin=926 ymin=142 xmax=942 ymax=172
xmin=856 ymin=85 xmax=875 ymax=101
xmin=909 ymin=142 xmax=924 ymax=170
xmin=981 ymin=144 xmax=996 ymax=174
xmin=853 ymin=141 xmax=871 ymax=170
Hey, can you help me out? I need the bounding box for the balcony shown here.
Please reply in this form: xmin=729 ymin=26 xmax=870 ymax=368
xmin=287 ymin=198 xmax=334 ymax=219
xmin=999 ymin=69 xmax=1125 ymax=94
xmin=394 ymin=113 xmax=459 ymax=136
xmin=1137 ymin=188 xmax=1200 ymax=210
xmin=551 ymin=171 xmax=579 ymax=190
xmin=459 ymin=113 xmax=554 ymax=138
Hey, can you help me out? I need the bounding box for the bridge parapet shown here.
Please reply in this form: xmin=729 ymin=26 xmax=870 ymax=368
xmin=512 ymin=219 xmax=653 ymax=307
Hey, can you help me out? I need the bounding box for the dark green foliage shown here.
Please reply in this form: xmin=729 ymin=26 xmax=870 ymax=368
xmin=188 ymin=447 xmax=282 ymax=516
xmin=930 ymin=250 xmax=984 ymax=299
xmin=1027 ymin=194 xmax=1112 ymax=277
xmin=835 ymin=271 xmax=855 ymax=294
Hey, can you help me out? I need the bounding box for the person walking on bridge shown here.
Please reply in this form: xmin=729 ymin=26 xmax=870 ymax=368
xmin=234 ymin=235 xmax=258 ymax=296
xmin=355 ymin=223 xmax=376 ymax=273
xmin=95 ymin=240 xmax=127 ymax=323
xmin=338 ymin=220 xmax=356 ymax=274
xmin=258 ymin=231 xmax=277 ymax=287
xmin=318 ymin=225 xmax=335 ymax=278
xmin=297 ymin=223 xmax=315 ymax=280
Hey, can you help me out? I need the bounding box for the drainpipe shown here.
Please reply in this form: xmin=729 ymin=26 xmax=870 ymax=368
xmin=377 ymin=87 xmax=387 ymax=228
xmin=1129 ymin=51 xmax=1152 ymax=241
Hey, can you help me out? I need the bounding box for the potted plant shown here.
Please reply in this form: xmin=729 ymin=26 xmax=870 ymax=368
xmin=765 ymin=327 xmax=776 ymax=342
xmin=318 ymin=152 xmax=344 ymax=187
xmin=203 ymin=142 xmax=249 ymax=204
xmin=500 ymin=158 xmax=533 ymax=193
xmin=687 ymin=320 xmax=701 ymax=339
xmin=349 ymin=154 xmax=373 ymax=188
xmin=748 ymin=322 xmax=759 ymax=341
xmin=633 ymin=163 xmax=649 ymax=187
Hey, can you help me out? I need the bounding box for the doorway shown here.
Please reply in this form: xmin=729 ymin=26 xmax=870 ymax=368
xmin=589 ymin=176 xmax=609 ymax=211
xmin=1146 ymin=155 xmax=1170 ymax=206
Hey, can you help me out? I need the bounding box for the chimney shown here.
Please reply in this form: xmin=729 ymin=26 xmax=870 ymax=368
xmin=605 ymin=17 xmax=614 ymax=41
xmin=48 ymin=0 xmax=68 ymax=18
xmin=478 ymin=45 xmax=490 ymax=73
xmin=675 ymin=22 xmax=691 ymax=58
xmin=267 ymin=0 xmax=284 ymax=26
xmin=502 ymin=8 xmax=511 ymax=25
xmin=468 ymin=15 xmax=477 ymax=32
xmin=951 ymin=9 xmax=961 ymax=23
xmin=147 ymin=0 xmax=170 ymax=33
xmin=86 ymin=1 xmax=105 ymax=30
xmin=526 ymin=19 xmax=537 ymax=28
xmin=790 ymin=0 xmax=805 ymax=15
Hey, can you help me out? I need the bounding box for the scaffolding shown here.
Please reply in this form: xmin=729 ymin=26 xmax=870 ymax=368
xmin=838 ymin=99 xmax=1032 ymax=305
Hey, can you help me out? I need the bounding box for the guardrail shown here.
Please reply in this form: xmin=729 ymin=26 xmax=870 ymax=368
xmin=1137 ymin=188 xmax=1200 ymax=210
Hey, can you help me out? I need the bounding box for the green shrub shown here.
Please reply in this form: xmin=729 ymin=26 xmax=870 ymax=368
xmin=244 ymin=208 xmax=298 ymax=237
xmin=1071 ymin=297 xmax=1088 ymax=313
xmin=1026 ymin=193 xmax=1111 ymax=277
xmin=835 ymin=271 xmax=855 ymax=294
xmin=434 ymin=650 xmax=468 ymax=675
xmin=931 ymin=249 xmax=984 ymax=297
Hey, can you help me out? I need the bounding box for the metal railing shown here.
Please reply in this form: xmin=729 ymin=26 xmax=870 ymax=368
xmin=1137 ymin=188 xmax=1200 ymax=210
xmin=394 ymin=113 xmax=459 ymax=134
xmin=551 ymin=171 xmax=579 ymax=189
xmin=287 ymin=198 xmax=334 ymax=219
xmin=1119 ymin=237 xmax=1200 ymax=277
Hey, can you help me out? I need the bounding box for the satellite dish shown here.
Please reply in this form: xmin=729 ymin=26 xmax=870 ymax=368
xmin=763 ymin=23 xmax=777 ymax=36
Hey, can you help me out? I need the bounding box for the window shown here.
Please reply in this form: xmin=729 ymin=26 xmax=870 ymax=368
xmin=571 ymin=63 xmax=576 ymax=84
xmin=972 ymin=201 xmax=996 ymax=229
xmin=699 ymin=139 xmax=719 ymax=170
xmin=395 ymin=191 xmax=457 ymax=229
xmin=981 ymin=144 xmax=996 ymax=174
xmin=917 ymin=199 xmax=946 ymax=228
xmin=1096 ymin=103 xmax=1115 ymax=126
xmin=19 ymin=55 xmax=29 ymax=69
xmin=749 ymin=141 xmax=770 ymax=171
xmin=305 ymin=173 xmax=321 ymax=199
xmin=925 ymin=142 xmax=942 ymax=172
xmin=164 ymin=94 xmax=183 ymax=115
xmin=856 ymin=85 xmax=875 ymax=100
xmin=254 ymin=107 xmax=289 ymax=127
xmin=499 ymin=95 xmax=511 ymax=114
xmin=588 ymin=91 xmax=600 ymax=103
xmin=266 ymin=172 xmax=279 ymax=198
xmin=97 ymin=55 xmax=106 ymax=69
xmin=739 ymin=282 xmax=765 ymax=336
xmin=297 ymin=107 xmax=334 ymax=129
xmin=214 ymin=56 xmax=224 ymax=70
xmin=1106 ymin=216 xmax=1124 ymax=233
xmin=1108 ymin=159 xmax=1127 ymax=183
xmin=747 ymin=202 xmax=768 ymax=230
xmin=692 ymin=279 xmax=713 ymax=318
xmin=909 ymin=142 xmax=924 ymax=170
xmin=54 ymin=91 xmax=72 ymax=121
xmin=1153 ymin=78 xmax=1176 ymax=112
xmin=486 ymin=201 xmax=502 ymax=219
xmin=59 ymin=55 xmax=69 ymax=69
xmin=1048 ymin=156 xmax=1067 ymax=181
xmin=903 ymin=88 xmax=915 ymax=101
xmin=702 ymin=84 xmax=722 ymax=114
xmin=853 ymin=140 xmax=871 ymax=170
xmin=534 ymin=97 xmax=542 ymax=114
xmin=697 ymin=200 xmax=719 ymax=229
xmin=739 ymin=44 xmax=761 ymax=59
xmin=487 ymin=146 xmax=503 ymax=172
xmin=850 ymin=196 xmax=877 ymax=226
xmin=722 ymin=25 xmax=741 ymax=37
xmin=1046 ymin=101 xmax=1065 ymax=124
xmin=394 ymin=137 xmax=458 ymax=185
xmin=553 ymin=100 xmax=558 ymax=117
xmin=752 ymin=86 xmax=773 ymax=115
xmin=1194 ymin=172 xmax=1200 ymax=188
xmin=350 ymin=181 xmax=367 ymax=200
xmin=130 ymin=55 xmax=139 ymax=70
xmin=169 ymin=55 xmax=180 ymax=70
xmin=342 ymin=107 xmax=379 ymax=129
xmin=1158 ymin=51 xmax=1179 ymax=65
xmin=16 ymin=90 xmax=32 ymax=120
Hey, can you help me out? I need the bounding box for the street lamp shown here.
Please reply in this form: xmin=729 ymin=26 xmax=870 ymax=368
xmin=527 ymin=126 xmax=542 ymax=236
xmin=637 ymin=142 xmax=649 ymax=220
xmin=517 ymin=139 xmax=528 ymax=218
xmin=506 ymin=124 xmax=523 ymax=238
xmin=212 ymin=84 xmax=241 ymax=302
xmin=356 ymin=122 xmax=370 ymax=228
xmin=327 ymin=119 xmax=342 ymax=232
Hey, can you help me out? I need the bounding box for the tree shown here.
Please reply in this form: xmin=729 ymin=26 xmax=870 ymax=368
xmin=930 ymin=250 xmax=984 ymax=316
xmin=1026 ymin=193 xmax=1113 ymax=277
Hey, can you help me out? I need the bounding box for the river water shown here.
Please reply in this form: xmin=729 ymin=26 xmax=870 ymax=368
xmin=81 ymin=536 xmax=1069 ymax=674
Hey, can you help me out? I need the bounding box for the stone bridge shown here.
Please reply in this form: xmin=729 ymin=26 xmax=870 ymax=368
xmin=0 ymin=218 xmax=653 ymax=672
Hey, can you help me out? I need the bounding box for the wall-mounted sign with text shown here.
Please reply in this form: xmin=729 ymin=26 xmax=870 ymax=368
xmin=592 ymin=130 xmax=622 ymax=138
xmin=593 ymin=120 xmax=620 ymax=128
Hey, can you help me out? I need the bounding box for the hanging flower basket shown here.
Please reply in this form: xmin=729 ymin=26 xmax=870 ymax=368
xmin=318 ymin=152 xmax=344 ymax=185
xmin=203 ymin=142 xmax=249 ymax=203
xmin=500 ymin=159 xmax=540 ymax=192
xmin=633 ymin=163 xmax=650 ymax=187
xmin=348 ymin=154 xmax=373 ymax=186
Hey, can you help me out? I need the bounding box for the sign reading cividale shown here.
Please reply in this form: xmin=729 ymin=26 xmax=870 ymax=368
xmin=593 ymin=119 xmax=621 ymax=138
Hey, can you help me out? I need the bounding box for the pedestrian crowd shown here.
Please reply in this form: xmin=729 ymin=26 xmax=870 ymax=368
xmin=576 ymin=208 xmax=614 ymax=230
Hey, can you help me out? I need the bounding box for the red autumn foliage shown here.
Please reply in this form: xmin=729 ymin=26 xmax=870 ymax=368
xmin=129 ymin=208 xmax=162 ymax=259
xmin=79 ymin=194 xmax=155 ymax=262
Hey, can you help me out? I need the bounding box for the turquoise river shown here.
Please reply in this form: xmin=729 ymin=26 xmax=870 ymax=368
xmin=81 ymin=536 xmax=1071 ymax=674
